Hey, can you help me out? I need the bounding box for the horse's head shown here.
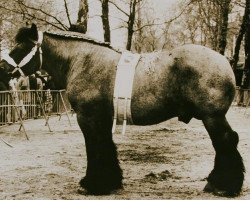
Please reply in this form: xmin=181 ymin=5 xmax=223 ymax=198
xmin=0 ymin=23 xmax=43 ymax=80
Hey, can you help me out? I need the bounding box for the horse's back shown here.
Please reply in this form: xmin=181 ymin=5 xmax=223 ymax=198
xmin=132 ymin=44 xmax=236 ymax=125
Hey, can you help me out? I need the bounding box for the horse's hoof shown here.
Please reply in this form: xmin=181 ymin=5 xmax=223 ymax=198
xmin=203 ymin=182 xmax=214 ymax=193
xmin=204 ymin=182 xmax=239 ymax=197
xmin=213 ymin=188 xmax=231 ymax=197
xmin=79 ymin=177 xmax=110 ymax=195
xmin=79 ymin=177 xmax=87 ymax=188
xmin=79 ymin=176 xmax=122 ymax=195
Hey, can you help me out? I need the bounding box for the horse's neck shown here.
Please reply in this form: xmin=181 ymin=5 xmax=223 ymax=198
xmin=42 ymin=34 xmax=120 ymax=89
xmin=42 ymin=35 xmax=85 ymax=88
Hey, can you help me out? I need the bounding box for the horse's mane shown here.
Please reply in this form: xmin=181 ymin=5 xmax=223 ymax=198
xmin=15 ymin=26 xmax=120 ymax=53
xmin=44 ymin=30 xmax=121 ymax=53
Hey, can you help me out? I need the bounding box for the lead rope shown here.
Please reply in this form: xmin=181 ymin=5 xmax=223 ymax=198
xmin=39 ymin=45 xmax=43 ymax=71
xmin=37 ymin=31 xmax=43 ymax=71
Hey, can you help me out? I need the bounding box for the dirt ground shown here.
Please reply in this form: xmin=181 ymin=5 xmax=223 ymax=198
xmin=0 ymin=106 xmax=249 ymax=200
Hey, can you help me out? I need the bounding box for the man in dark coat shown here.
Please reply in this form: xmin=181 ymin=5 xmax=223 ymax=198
xmin=44 ymin=75 xmax=56 ymax=90
xmin=29 ymin=74 xmax=37 ymax=90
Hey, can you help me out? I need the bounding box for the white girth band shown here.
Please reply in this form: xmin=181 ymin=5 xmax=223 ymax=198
xmin=112 ymin=51 xmax=140 ymax=135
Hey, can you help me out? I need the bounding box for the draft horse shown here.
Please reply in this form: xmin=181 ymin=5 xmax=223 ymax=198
xmin=0 ymin=24 xmax=245 ymax=196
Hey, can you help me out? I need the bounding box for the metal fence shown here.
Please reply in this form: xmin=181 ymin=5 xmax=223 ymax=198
xmin=0 ymin=87 xmax=246 ymax=128
xmin=0 ymin=89 xmax=71 ymax=127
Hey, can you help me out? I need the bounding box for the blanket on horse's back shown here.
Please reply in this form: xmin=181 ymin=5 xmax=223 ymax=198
xmin=112 ymin=51 xmax=140 ymax=134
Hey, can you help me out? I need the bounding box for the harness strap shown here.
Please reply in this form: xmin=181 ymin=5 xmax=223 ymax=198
xmin=2 ymin=54 xmax=24 ymax=76
xmin=13 ymin=45 xmax=38 ymax=71
xmin=2 ymin=31 xmax=43 ymax=75
xmin=37 ymin=31 xmax=43 ymax=71
xmin=2 ymin=54 xmax=18 ymax=68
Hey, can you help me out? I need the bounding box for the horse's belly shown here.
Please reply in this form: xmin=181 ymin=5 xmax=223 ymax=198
xmin=130 ymin=93 xmax=177 ymax=125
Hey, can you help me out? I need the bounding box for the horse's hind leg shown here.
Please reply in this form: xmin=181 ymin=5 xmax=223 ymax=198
xmin=76 ymin=101 xmax=123 ymax=195
xmin=202 ymin=115 xmax=245 ymax=196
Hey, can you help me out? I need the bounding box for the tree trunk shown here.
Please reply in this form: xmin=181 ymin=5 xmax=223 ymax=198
xmin=0 ymin=19 xmax=2 ymax=60
xmin=101 ymin=0 xmax=110 ymax=43
xmin=126 ymin=0 xmax=137 ymax=50
xmin=243 ymin=0 xmax=250 ymax=88
xmin=69 ymin=0 xmax=88 ymax=33
xmin=134 ymin=0 xmax=142 ymax=53
xmin=77 ymin=0 xmax=89 ymax=33
xmin=218 ymin=0 xmax=231 ymax=55
xmin=232 ymin=0 xmax=250 ymax=69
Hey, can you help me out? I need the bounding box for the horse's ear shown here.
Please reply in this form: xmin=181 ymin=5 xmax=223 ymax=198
xmin=31 ymin=23 xmax=37 ymax=33
xmin=30 ymin=23 xmax=38 ymax=41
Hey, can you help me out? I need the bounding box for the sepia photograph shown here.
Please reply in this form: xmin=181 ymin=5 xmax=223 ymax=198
xmin=0 ymin=0 xmax=249 ymax=199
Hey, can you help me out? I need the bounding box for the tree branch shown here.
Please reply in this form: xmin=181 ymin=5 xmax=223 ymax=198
xmin=14 ymin=0 xmax=69 ymax=30
xmin=109 ymin=0 xmax=129 ymax=17
xmin=134 ymin=0 xmax=192 ymax=33
xmin=63 ymin=0 xmax=72 ymax=26
xmin=0 ymin=5 xmax=66 ymax=30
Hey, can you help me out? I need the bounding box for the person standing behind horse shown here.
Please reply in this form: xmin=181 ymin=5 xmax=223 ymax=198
xmin=29 ymin=74 xmax=37 ymax=90
xmin=34 ymin=71 xmax=44 ymax=118
xmin=16 ymin=73 xmax=29 ymax=119
xmin=35 ymin=71 xmax=44 ymax=90
xmin=17 ymin=74 xmax=29 ymax=90
xmin=44 ymin=75 xmax=55 ymax=115
xmin=44 ymin=75 xmax=55 ymax=90
xmin=7 ymin=77 xmax=18 ymax=123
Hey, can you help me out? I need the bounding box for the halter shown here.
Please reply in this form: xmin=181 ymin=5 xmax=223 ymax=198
xmin=2 ymin=31 xmax=43 ymax=76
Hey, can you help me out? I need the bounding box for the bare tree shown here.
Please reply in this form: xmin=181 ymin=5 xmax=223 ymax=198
xmin=173 ymin=0 xmax=232 ymax=53
xmin=14 ymin=0 xmax=68 ymax=30
xmin=0 ymin=18 xmax=2 ymax=60
xmin=0 ymin=0 xmax=25 ymax=52
xmin=126 ymin=0 xmax=138 ymax=50
xmin=218 ymin=0 xmax=232 ymax=54
xmin=130 ymin=0 xmax=203 ymax=49
xmin=100 ymin=0 xmax=111 ymax=42
xmin=0 ymin=0 xmax=88 ymax=31
xmin=0 ymin=0 xmax=90 ymax=53
xmin=132 ymin=3 xmax=167 ymax=53
xmin=69 ymin=0 xmax=89 ymax=33
xmin=232 ymin=0 xmax=250 ymax=69
xmin=133 ymin=0 xmax=142 ymax=52
xmin=109 ymin=0 xmax=143 ymax=50
xmin=242 ymin=0 xmax=250 ymax=87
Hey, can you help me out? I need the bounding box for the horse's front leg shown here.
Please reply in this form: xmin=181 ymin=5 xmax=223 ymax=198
xmin=76 ymin=101 xmax=123 ymax=195
xmin=202 ymin=116 xmax=245 ymax=197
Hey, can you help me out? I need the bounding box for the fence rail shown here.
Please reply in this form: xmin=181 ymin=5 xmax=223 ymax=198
xmin=0 ymin=89 xmax=71 ymax=127
xmin=0 ymin=87 xmax=247 ymax=128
